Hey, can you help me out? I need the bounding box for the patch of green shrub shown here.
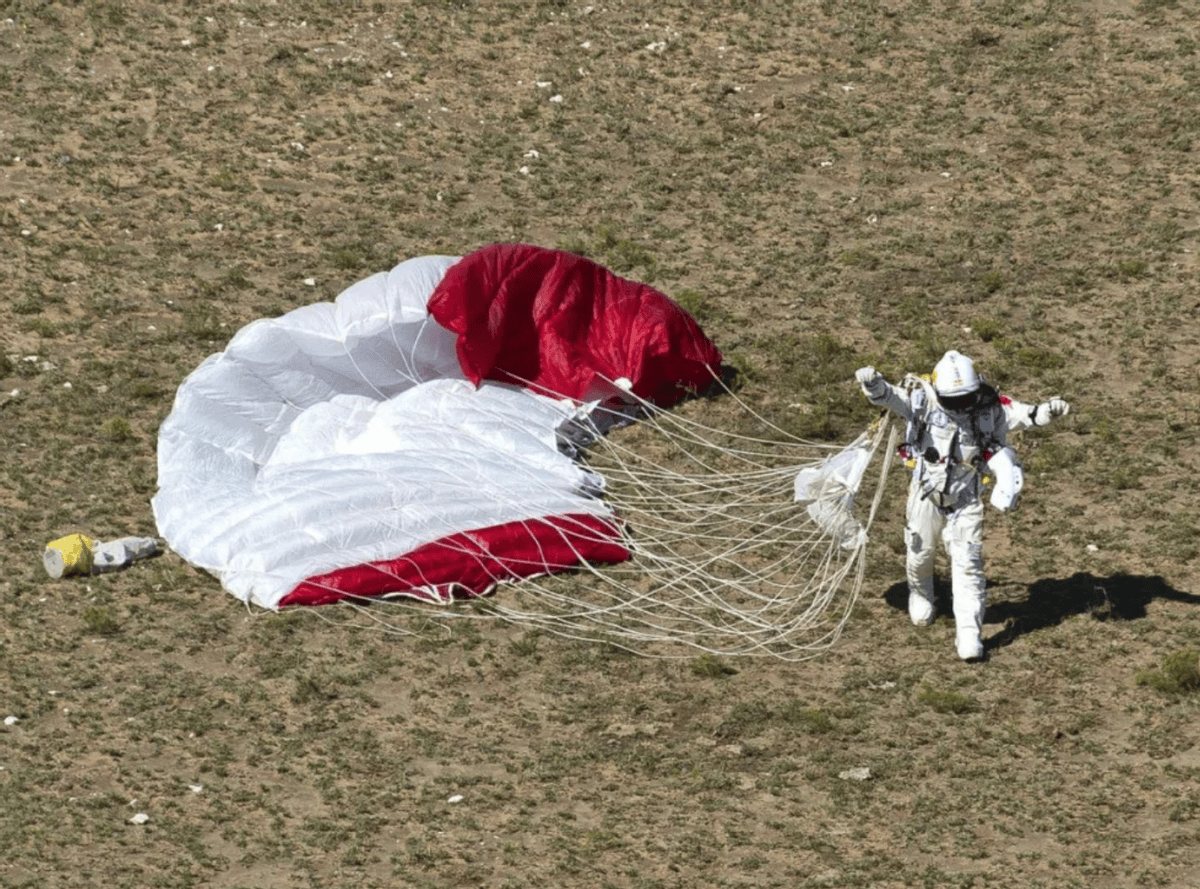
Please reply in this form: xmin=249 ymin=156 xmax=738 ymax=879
xmin=81 ymin=606 xmax=120 ymax=636
xmin=838 ymin=245 xmax=879 ymax=269
xmin=971 ymin=316 xmax=1003 ymax=342
xmin=725 ymin=351 xmax=761 ymax=388
xmin=715 ymin=700 xmax=772 ymax=738
xmin=181 ymin=303 xmax=225 ymax=341
xmin=1025 ymin=439 xmax=1078 ymax=474
xmin=690 ymin=653 xmax=738 ymax=677
xmin=998 ymin=343 xmax=1066 ymax=374
xmin=673 ymin=288 xmax=712 ymax=326
xmin=1135 ymin=648 xmax=1200 ymax=695
xmin=557 ymin=224 xmax=658 ymax=281
xmin=1115 ymin=258 xmax=1148 ymax=278
xmin=917 ymin=684 xmax=978 ymax=714
xmin=509 ymin=634 xmax=541 ymax=658
xmin=778 ymin=702 xmax=835 ymax=734
xmin=979 ymin=269 xmax=1005 ymax=295
xmin=780 ymin=333 xmax=859 ymax=389
xmin=101 ymin=417 xmax=136 ymax=442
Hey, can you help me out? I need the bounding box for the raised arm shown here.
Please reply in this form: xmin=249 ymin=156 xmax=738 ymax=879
xmin=1002 ymin=394 xmax=1070 ymax=432
xmin=855 ymin=367 xmax=916 ymax=421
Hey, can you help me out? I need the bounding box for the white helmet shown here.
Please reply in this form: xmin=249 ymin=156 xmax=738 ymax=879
xmin=932 ymin=350 xmax=981 ymax=411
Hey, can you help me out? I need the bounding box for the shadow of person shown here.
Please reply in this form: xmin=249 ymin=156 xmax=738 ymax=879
xmin=882 ymin=573 xmax=1200 ymax=655
xmin=882 ymin=578 xmax=954 ymax=618
xmin=883 ymin=581 xmax=908 ymax=612
xmin=986 ymin=572 xmax=1200 ymax=652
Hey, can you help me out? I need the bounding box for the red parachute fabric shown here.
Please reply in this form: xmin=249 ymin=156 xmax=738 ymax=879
xmin=426 ymin=243 xmax=724 ymax=405
xmin=278 ymin=244 xmax=723 ymax=608
xmin=283 ymin=514 xmax=630 ymax=606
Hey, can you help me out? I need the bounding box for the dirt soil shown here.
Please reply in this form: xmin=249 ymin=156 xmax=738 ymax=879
xmin=2 ymin=2 xmax=1200 ymax=888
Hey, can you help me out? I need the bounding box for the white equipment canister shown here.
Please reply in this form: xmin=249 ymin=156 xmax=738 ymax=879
xmin=986 ymin=446 xmax=1024 ymax=512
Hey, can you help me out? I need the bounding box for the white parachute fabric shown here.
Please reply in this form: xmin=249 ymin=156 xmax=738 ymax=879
xmin=154 ymin=256 xmax=619 ymax=607
xmin=164 ymin=380 xmax=613 ymax=607
xmin=793 ymin=432 xmax=876 ymax=551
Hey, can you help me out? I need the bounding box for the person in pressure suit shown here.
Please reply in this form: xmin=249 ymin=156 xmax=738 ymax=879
xmin=855 ymin=350 xmax=1070 ymax=661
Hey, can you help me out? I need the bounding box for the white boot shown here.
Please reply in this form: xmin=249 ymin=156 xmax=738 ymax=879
xmin=956 ymin=629 xmax=984 ymax=661
xmin=908 ymin=591 xmax=936 ymax=626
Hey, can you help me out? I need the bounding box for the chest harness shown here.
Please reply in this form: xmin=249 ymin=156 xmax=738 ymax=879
xmin=897 ymin=378 xmax=1004 ymax=513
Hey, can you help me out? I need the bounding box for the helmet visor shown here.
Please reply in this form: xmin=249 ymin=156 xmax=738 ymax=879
xmin=938 ymin=390 xmax=979 ymax=412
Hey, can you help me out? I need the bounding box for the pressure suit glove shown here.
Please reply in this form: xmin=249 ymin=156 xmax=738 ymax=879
xmin=1033 ymin=397 xmax=1070 ymax=426
xmin=855 ymin=366 xmax=886 ymax=399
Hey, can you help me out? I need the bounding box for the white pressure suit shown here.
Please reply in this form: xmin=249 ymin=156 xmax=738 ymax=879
xmin=855 ymin=351 xmax=1069 ymax=661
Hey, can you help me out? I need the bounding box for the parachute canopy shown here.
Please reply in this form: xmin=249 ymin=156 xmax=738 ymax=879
xmin=153 ymin=243 xmax=724 ymax=609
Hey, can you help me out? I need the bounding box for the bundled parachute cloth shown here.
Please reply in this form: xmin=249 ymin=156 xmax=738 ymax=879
xmin=152 ymin=244 xmax=723 ymax=609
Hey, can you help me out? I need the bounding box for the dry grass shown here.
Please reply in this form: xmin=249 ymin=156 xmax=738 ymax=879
xmin=3 ymin=2 xmax=1200 ymax=887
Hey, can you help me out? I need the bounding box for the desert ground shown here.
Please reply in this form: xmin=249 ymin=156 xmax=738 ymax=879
xmin=2 ymin=1 xmax=1200 ymax=887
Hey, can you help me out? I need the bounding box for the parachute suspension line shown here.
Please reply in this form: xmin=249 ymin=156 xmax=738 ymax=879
xmin=622 ymin=366 xmax=851 ymax=452
xmin=253 ymin=359 xmax=893 ymax=661
xmin=349 ymin=396 xmax=895 ymax=661
xmin=381 ymin=298 xmax=421 ymax=388
xmin=578 ymin=413 xmax=889 ymax=659
xmin=339 ymin=329 xmax=394 ymax=404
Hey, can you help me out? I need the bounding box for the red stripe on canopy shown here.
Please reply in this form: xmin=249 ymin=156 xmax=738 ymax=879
xmin=280 ymin=513 xmax=631 ymax=607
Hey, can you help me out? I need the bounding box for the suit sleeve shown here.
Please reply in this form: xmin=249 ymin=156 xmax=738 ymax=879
xmin=1001 ymin=394 xmax=1039 ymax=432
xmin=864 ymin=380 xmax=916 ymax=423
